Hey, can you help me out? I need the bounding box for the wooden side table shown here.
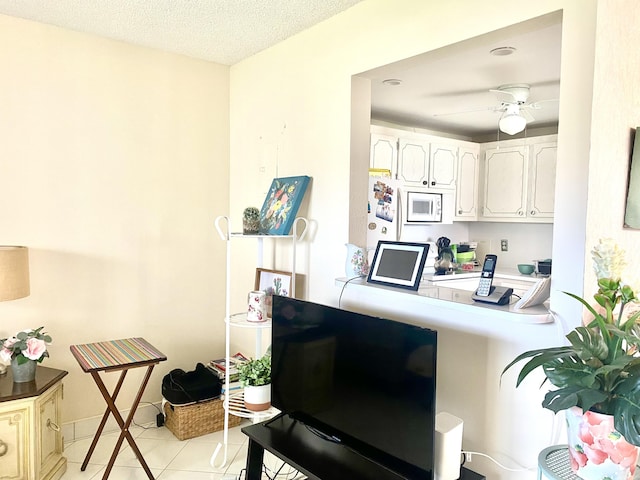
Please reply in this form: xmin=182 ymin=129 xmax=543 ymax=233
xmin=70 ymin=337 xmax=166 ymax=480
xmin=0 ymin=365 xmax=68 ymax=480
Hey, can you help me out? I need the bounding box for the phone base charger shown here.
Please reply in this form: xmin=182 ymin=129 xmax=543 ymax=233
xmin=472 ymin=286 xmax=513 ymax=305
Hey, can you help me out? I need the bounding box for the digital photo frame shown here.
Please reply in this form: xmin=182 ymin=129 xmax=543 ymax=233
xmin=366 ymin=241 xmax=429 ymax=291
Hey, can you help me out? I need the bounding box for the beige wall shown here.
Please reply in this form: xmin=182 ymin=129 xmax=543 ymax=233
xmin=586 ymin=0 xmax=640 ymax=295
xmin=227 ymin=0 xmax=609 ymax=478
xmin=0 ymin=15 xmax=230 ymax=421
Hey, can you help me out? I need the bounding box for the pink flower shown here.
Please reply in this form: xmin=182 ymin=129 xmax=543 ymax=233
xmin=3 ymin=337 xmax=17 ymax=349
xmin=23 ymin=337 xmax=46 ymax=360
xmin=569 ymin=447 xmax=588 ymax=468
xmin=0 ymin=347 xmax=13 ymax=363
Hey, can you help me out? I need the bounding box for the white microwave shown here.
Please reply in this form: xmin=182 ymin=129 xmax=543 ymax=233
xmin=405 ymin=191 xmax=442 ymax=222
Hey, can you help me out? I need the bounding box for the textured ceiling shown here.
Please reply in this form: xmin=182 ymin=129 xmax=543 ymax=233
xmin=0 ymin=0 xmax=363 ymax=65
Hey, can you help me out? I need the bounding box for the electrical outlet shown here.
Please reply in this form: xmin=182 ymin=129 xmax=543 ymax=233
xmin=500 ymin=239 xmax=508 ymax=252
xmin=466 ymin=452 xmax=473 ymax=463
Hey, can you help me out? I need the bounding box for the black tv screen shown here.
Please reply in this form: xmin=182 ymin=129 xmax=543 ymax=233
xmin=271 ymin=296 xmax=437 ymax=478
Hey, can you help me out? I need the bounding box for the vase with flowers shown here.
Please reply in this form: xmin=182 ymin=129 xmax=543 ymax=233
xmin=502 ymin=239 xmax=640 ymax=480
xmin=0 ymin=326 xmax=52 ymax=383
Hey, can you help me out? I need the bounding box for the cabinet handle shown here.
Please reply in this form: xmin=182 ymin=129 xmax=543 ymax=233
xmin=422 ymin=180 xmax=428 ymax=185
xmin=0 ymin=439 xmax=7 ymax=457
xmin=518 ymin=210 xmax=524 ymax=216
xmin=458 ymin=210 xmax=462 ymax=214
xmin=531 ymin=211 xmax=536 ymax=215
xmin=47 ymin=419 xmax=60 ymax=432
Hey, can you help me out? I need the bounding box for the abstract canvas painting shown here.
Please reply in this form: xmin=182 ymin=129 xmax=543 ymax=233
xmin=259 ymin=176 xmax=311 ymax=235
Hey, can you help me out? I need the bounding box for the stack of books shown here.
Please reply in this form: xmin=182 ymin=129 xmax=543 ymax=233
xmin=206 ymin=351 xmax=249 ymax=384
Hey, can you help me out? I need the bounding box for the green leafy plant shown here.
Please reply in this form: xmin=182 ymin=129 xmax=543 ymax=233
xmin=238 ymin=354 xmax=271 ymax=387
xmin=502 ymin=239 xmax=640 ymax=446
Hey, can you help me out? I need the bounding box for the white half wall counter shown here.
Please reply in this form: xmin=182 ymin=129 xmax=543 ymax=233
xmin=333 ymin=276 xmax=564 ymax=480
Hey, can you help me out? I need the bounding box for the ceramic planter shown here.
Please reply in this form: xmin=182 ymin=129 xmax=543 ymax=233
xmin=243 ymin=384 xmax=271 ymax=411
xmin=566 ymin=406 xmax=639 ymax=480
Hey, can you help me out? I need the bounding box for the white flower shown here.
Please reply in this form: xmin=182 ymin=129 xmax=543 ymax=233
xmin=592 ymin=238 xmax=626 ymax=280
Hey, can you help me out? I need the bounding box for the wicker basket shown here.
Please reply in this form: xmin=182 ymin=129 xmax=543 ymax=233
xmin=164 ymin=397 xmax=242 ymax=440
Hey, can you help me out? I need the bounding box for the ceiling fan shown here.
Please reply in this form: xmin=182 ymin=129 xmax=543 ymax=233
xmin=434 ymin=83 xmax=557 ymax=135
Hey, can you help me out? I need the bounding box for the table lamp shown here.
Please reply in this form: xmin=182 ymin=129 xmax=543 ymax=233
xmin=0 ymin=246 xmax=30 ymax=375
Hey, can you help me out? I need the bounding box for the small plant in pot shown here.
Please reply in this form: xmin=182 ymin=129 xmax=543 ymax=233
xmin=242 ymin=207 xmax=260 ymax=235
xmin=502 ymin=239 xmax=640 ymax=480
xmin=238 ymin=354 xmax=271 ymax=411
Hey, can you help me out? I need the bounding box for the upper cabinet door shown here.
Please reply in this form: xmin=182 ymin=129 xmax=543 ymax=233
xmin=429 ymin=143 xmax=457 ymax=189
xmin=482 ymin=146 xmax=528 ymax=218
xmin=397 ymin=138 xmax=430 ymax=185
xmin=455 ymin=145 xmax=479 ymax=219
xmin=369 ymin=134 xmax=397 ymax=177
xmin=528 ymin=142 xmax=557 ymax=218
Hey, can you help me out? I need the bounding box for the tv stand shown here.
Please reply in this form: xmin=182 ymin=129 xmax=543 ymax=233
xmin=242 ymin=414 xmax=485 ymax=480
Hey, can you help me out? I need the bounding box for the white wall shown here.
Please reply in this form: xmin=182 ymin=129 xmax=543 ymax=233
xmin=0 ymin=15 xmax=230 ymax=422
xmin=586 ymin=0 xmax=640 ymax=294
xmin=229 ymin=1 xmax=601 ymax=478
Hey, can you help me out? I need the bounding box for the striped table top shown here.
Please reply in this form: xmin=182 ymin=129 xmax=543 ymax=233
xmin=70 ymin=337 xmax=167 ymax=372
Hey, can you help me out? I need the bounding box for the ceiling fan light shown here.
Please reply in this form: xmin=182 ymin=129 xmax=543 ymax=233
xmin=499 ymin=113 xmax=527 ymax=135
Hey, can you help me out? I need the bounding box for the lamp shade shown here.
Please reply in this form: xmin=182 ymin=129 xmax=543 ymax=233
xmin=499 ymin=112 xmax=527 ymax=135
xmin=0 ymin=246 xmax=30 ymax=301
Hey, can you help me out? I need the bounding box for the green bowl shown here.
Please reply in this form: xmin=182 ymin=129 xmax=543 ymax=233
xmin=517 ymin=264 xmax=535 ymax=275
xmin=456 ymin=251 xmax=475 ymax=263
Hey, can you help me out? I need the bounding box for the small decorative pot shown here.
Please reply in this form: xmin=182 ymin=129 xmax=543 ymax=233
xmin=243 ymin=384 xmax=271 ymax=411
xmin=566 ymin=406 xmax=639 ymax=480
xmin=11 ymin=357 xmax=37 ymax=383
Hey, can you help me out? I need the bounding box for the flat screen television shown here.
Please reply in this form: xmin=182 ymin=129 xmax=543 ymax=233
xmin=271 ymin=296 xmax=437 ymax=479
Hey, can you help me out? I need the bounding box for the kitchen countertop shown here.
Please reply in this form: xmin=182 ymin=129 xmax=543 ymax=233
xmin=335 ymin=274 xmax=552 ymax=324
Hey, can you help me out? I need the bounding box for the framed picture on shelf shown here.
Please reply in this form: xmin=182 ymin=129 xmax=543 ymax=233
xmin=366 ymin=241 xmax=429 ymax=291
xmin=259 ymin=176 xmax=311 ymax=235
xmin=255 ymin=268 xmax=293 ymax=317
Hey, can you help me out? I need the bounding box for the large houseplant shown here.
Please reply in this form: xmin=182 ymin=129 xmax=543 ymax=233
xmin=502 ymin=239 xmax=640 ymax=478
xmin=238 ymin=353 xmax=271 ymax=411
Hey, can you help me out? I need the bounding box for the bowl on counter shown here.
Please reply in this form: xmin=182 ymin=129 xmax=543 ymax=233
xmin=455 ymin=251 xmax=475 ymax=263
xmin=517 ymin=264 xmax=535 ymax=275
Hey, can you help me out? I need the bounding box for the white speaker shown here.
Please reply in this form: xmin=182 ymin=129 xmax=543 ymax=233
xmin=434 ymin=412 xmax=464 ymax=480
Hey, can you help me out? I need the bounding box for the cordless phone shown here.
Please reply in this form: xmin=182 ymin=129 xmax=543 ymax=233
xmin=476 ymin=254 xmax=497 ymax=297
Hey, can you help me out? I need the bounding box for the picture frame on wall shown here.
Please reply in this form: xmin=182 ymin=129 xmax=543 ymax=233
xmin=366 ymin=241 xmax=429 ymax=291
xmin=259 ymin=176 xmax=311 ymax=235
xmin=255 ymin=268 xmax=293 ymax=317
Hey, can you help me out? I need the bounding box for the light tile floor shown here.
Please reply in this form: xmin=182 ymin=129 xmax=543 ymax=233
xmin=61 ymin=420 xmax=305 ymax=480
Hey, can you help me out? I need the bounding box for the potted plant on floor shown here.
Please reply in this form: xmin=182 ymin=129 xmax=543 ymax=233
xmin=238 ymin=353 xmax=271 ymax=411
xmin=502 ymin=239 xmax=640 ymax=480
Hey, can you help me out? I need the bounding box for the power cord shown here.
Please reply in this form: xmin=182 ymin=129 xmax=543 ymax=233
xmin=337 ymin=275 xmax=365 ymax=308
xmin=462 ymin=450 xmax=534 ymax=473
xmin=131 ymin=401 xmax=164 ymax=430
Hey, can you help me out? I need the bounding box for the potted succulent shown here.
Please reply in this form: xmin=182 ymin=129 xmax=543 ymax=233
xmin=242 ymin=207 xmax=260 ymax=235
xmin=238 ymin=353 xmax=271 ymax=411
xmin=502 ymin=239 xmax=640 ymax=479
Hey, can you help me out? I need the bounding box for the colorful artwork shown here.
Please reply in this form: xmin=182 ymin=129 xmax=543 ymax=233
xmin=259 ymin=176 xmax=311 ymax=235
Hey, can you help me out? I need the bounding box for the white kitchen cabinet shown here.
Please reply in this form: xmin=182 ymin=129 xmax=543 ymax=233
xmin=0 ymin=367 xmax=67 ymax=480
xmin=397 ymin=138 xmax=430 ymax=186
xmin=480 ymin=135 xmax=557 ymax=222
xmin=429 ymin=143 xmax=457 ymax=189
xmin=528 ymin=142 xmax=557 ymax=218
xmin=369 ymin=133 xmax=397 ymax=176
xmin=455 ymin=145 xmax=480 ymax=219
xmin=370 ymin=128 xmax=458 ymax=189
xmin=481 ymin=145 xmax=529 ymax=219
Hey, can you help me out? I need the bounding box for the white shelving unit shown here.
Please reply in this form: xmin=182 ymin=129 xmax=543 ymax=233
xmin=211 ymin=215 xmax=308 ymax=469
